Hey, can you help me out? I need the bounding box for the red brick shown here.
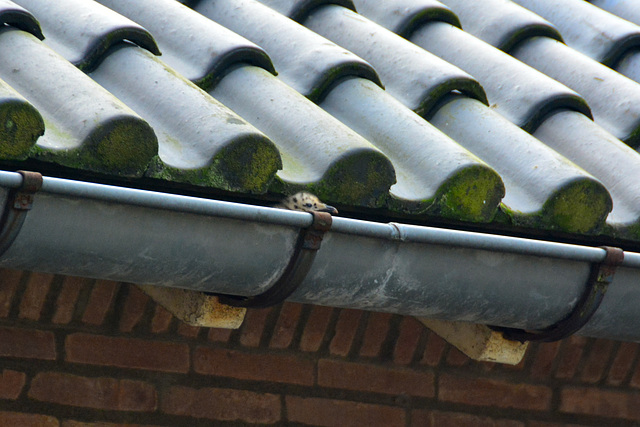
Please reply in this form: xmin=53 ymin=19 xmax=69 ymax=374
xmin=300 ymin=305 xmax=333 ymax=352
xmin=150 ymin=305 xmax=173 ymax=333
xmin=63 ymin=421 xmax=162 ymax=427
xmin=19 ymin=272 xmax=53 ymax=320
xmin=528 ymin=422 xmax=591 ymax=427
xmin=286 ymin=396 xmax=404 ymax=427
xmin=421 ymin=331 xmax=447 ymax=367
xmin=270 ymin=302 xmax=302 ymax=349
xmin=0 ymin=411 xmax=58 ymax=426
xmin=82 ymin=280 xmax=119 ymax=325
xmin=561 ymin=386 xmax=640 ymax=421
xmin=412 ymin=410 xmax=524 ymax=427
xmin=0 ymin=269 xmax=22 ymax=317
xmin=239 ymin=307 xmax=272 ymax=347
xmin=119 ymin=286 xmax=149 ymax=333
xmin=439 ymin=374 xmax=551 ymax=411
xmin=393 ymin=316 xmax=423 ymax=365
xmin=194 ymin=347 xmax=313 ymax=385
xmin=555 ymin=336 xmax=588 ymax=379
xmin=446 ymin=347 xmax=470 ymax=367
xmin=162 ymin=385 xmax=280 ymax=424
xmin=177 ymin=322 xmax=200 ymax=338
xmin=329 ymin=309 xmax=362 ymax=357
xmin=66 ymin=333 xmax=189 ymax=373
xmin=360 ymin=312 xmax=392 ymax=357
xmin=52 ymin=276 xmax=88 ymax=324
xmin=530 ymin=341 xmax=561 ymax=379
xmin=208 ymin=327 xmax=233 ymax=343
xmin=609 ymin=342 xmax=638 ymax=386
xmin=0 ymin=369 xmax=25 ymax=399
xmin=318 ymin=358 xmax=434 ymax=397
xmin=0 ymin=326 xmax=56 ymax=360
xmin=29 ymin=372 xmax=156 ymax=412
xmin=580 ymin=339 xmax=614 ymax=383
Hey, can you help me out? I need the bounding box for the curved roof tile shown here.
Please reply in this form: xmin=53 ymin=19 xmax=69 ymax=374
xmin=14 ymin=0 xmax=160 ymax=71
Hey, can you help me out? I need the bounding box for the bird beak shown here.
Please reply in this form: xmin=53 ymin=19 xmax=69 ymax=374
xmin=320 ymin=204 xmax=338 ymax=214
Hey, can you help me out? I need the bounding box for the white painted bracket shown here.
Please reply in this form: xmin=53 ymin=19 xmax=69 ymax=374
xmin=417 ymin=318 xmax=529 ymax=365
xmin=137 ymin=285 xmax=246 ymax=329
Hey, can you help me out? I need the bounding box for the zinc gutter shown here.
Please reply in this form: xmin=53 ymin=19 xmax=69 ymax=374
xmin=0 ymin=171 xmax=640 ymax=341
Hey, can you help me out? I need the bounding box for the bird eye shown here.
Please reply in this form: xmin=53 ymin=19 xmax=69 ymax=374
xmin=304 ymin=203 xmax=313 ymax=208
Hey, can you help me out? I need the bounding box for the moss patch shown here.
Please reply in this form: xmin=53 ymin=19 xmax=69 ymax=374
xmin=0 ymin=100 xmax=44 ymax=160
xmin=503 ymin=179 xmax=612 ymax=234
xmin=539 ymin=179 xmax=612 ymax=234
xmin=427 ymin=165 xmax=505 ymax=223
xmin=149 ymin=134 xmax=281 ymax=194
xmin=311 ymin=149 xmax=396 ymax=208
xmin=269 ymin=149 xmax=396 ymax=207
xmin=31 ymin=116 xmax=158 ymax=177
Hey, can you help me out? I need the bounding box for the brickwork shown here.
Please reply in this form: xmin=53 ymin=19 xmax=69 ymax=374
xmin=0 ymin=268 xmax=639 ymax=426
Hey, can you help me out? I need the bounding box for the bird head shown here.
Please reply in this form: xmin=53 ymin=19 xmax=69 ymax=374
xmin=278 ymin=192 xmax=338 ymax=214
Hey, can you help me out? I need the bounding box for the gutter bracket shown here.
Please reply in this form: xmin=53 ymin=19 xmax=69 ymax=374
xmin=217 ymin=211 xmax=332 ymax=308
xmin=492 ymin=246 xmax=624 ymax=343
xmin=0 ymin=170 xmax=42 ymax=256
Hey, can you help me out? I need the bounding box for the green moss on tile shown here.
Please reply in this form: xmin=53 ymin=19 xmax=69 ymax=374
xmin=0 ymin=100 xmax=44 ymax=159
xmin=84 ymin=117 xmax=158 ymax=176
xmin=502 ymin=179 xmax=612 ymax=234
xmin=32 ymin=116 xmax=158 ymax=177
xmin=149 ymin=134 xmax=281 ymax=193
xmin=269 ymin=149 xmax=396 ymax=207
xmin=311 ymin=149 xmax=396 ymax=207
xmin=428 ymin=165 xmax=505 ymax=223
xmin=539 ymin=179 xmax=612 ymax=234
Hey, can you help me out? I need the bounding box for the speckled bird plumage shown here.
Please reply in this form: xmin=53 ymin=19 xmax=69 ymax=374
xmin=277 ymin=192 xmax=338 ymax=214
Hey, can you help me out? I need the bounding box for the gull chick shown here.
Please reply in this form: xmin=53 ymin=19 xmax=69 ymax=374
xmin=277 ymin=192 xmax=338 ymax=214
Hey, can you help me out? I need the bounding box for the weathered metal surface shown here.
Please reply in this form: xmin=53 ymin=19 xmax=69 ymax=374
xmin=0 ymin=171 xmax=41 ymax=258
xmin=429 ymin=96 xmax=612 ymax=233
xmin=209 ymin=65 xmax=395 ymax=206
xmin=0 ymin=190 xmax=299 ymax=295
xmin=1 ymin=171 xmax=640 ymax=341
xmin=302 ymin=4 xmax=487 ymax=116
xmin=512 ymin=0 xmax=640 ymax=66
xmin=494 ymin=246 xmax=624 ymax=343
xmin=219 ymin=211 xmax=333 ymax=308
xmin=193 ymin=0 xmax=381 ymax=102
xmin=0 ymin=28 xmax=157 ymax=176
xmin=95 ymin=0 xmax=276 ymax=89
xmin=13 ymin=0 xmax=160 ymax=71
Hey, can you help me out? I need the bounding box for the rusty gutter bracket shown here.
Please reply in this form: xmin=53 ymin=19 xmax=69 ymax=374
xmin=491 ymin=246 xmax=625 ymax=343
xmin=218 ymin=211 xmax=333 ymax=308
xmin=0 ymin=170 xmax=42 ymax=257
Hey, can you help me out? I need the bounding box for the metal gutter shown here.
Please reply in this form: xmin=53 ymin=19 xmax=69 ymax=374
xmin=1 ymin=170 xmax=639 ymax=341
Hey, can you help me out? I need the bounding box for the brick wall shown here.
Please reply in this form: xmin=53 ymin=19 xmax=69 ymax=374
xmin=0 ymin=268 xmax=638 ymax=426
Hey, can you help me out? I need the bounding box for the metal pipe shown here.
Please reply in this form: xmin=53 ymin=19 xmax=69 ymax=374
xmin=1 ymin=170 xmax=640 ymax=340
xmin=2 ymin=169 xmax=639 ymax=266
